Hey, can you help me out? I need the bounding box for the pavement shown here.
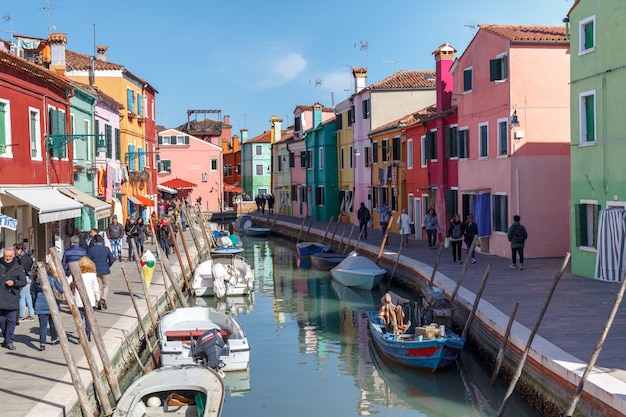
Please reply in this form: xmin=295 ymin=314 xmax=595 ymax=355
xmin=1 ymin=210 xmax=625 ymax=416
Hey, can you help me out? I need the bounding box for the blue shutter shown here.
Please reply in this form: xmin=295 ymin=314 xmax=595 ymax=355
xmin=137 ymin=93 xmax=143 ymax=117
xmin=128 ymin=144 xmax=136 ymax=170
xmin=127 ymin=89 xmax=134 ymax=113
xmin=138 ymin=147 xmax=145 ymax=170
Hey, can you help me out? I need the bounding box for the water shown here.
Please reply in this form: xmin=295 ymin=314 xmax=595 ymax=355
xmin=195 ymin=236 xmax=542 ymax=417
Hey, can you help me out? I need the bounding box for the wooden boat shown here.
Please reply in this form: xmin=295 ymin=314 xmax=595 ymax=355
xmin=296 ymin=241 xmax=327 ymax=257
xmin=246 ymin=226 xmax=271 ymax=237
xmin=330 ymin=251 xmax=386 ymax=290
xmin=112 ymin=365 xmax=225 ymax=417
xmin=158 ymin=307 xmax=250 ymax=372
xmin=192 ymin=254 xmax=254 ymax=298
xmin=211 ymin=246 xmax=244 ymax=256
xmin=311 ymin=251 xmax=347 ymax=270
xmin=368 ymin=291 xmax=465 ymax=372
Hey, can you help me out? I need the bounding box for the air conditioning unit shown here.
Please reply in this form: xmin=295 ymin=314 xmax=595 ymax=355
xmin=9 ymin=45 xmax=24 ymax=58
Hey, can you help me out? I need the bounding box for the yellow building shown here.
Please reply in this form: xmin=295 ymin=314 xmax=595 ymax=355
xmin=334 ymin=98 xmax=355 ymax=221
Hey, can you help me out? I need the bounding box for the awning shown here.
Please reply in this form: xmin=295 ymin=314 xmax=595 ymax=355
xmin=157 ymin=184 xmax=178 ymax=195
xmin=129 ymin=194 xmax=154 ymax=206
xmin=162 ymin=178 xmax=197 ymax=189
xmin=0 ymin=213 xmax=17 ymax=231
xmin=2 ymin=187 xmax=82 ymax=223
xmin=57 ymin=187 xmax=111 ymax=220
xmin=224 ymin=184 xmax=243 ymax=193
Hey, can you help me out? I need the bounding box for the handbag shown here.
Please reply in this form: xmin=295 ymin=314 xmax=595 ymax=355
xmin=444 ymin=237 xmax=450 ymax=248
xmin=410 ymin=223 xmax=416 ymax=235
xmin=51 ymin=278 xmax=66 ymax=304
xmin=475 ymin=238 xmax=481 ymax=248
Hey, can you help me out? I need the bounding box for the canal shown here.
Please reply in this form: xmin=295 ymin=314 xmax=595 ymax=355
xmin=195 ymin=235 xmax=542 ymax=417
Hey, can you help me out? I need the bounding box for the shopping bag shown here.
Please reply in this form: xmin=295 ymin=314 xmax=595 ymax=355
xmin=444 ymin=237 xmax=450 ymax=248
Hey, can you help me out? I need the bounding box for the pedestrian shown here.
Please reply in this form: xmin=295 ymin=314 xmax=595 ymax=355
xmin=125 ymin=216 xmax=138 ymax=261
xmin=157 ymin=217 xmax=170 ymax=258
xmin=462 ymin=214 xmax=479 ymax=264
xmin=168 ymin=215 xmax=178 ymax=251
xmin=267 ymin=194 xmax=275 ymax=214
xmin=397 ymin=208 xmax=412 ymax=247
xmin=179 ymin=204 xmax=187 ymax=231
xmin=150 ymin=211 xmax=159 ymax=243
xmin=447 ymin=213 xmax=464 ymax=264
xmin=106 ymin=215 xmax=124 ymax=261
xmin=422 ymin=207 xmax=441 ymax=249
xmin=61 ymin=235 xmax=87 ymax=276
xmin=508 ymin=215 xmax=528 ymax=270
xmin=261 ymin=195 xmax=267 ymax=214
xmin=135 ymin=217 xmax=147 ymax=256
xmin=88 ymin=234 xmax=115 ymax=310
xmin=71 ymin=257 xmax=100 ymax=342
xmin=375 ymin=204 xmax=391 ymax=237
xmin=14 ymin=243 xmax=35 ymax=322
xmin=87 ymin=228 xmax=99 ymax=248
xmin=0 ymin=247 xmax=27 ymax=350
xmin=31 ymin=262 xmax=63 ymax=351
xmin=357 ymin=202 xmax=371 ymax=240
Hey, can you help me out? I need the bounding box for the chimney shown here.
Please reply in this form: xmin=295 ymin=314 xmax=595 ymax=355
xmin=223 ymin=115 xmax=230 ymax=126
xmin=232 ymin=135 xmax=240 ymax=152
xmin=352 ymin=67 xmax=367 ymax=93
xmin=96 ymin=45 xmax=109 ymax=62
xmin=432 ymin=42 xmax=456 ymax=113
xmin=270 ymin=116 xmax=282 ymax=145
xmin=48 ymin=32 xmax=67 ymax=76
xmin=240 ymin=128 xmax=248 ymax=143
xmin=312 ymin=103 xmax=323 ymax=128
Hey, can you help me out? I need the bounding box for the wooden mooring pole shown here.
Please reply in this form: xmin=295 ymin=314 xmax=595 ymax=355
xmin=490 ymin=302 xmax=519 ymax=386
xmin=461 ymin=263 xmax=492 ymax=339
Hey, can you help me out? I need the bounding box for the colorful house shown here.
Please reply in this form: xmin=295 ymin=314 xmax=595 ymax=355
xmin=157 ymin=128 xmax=223 ymax=213
xmin=222 ymin=132 xmax=243 ymax=207
xmin=568 ymin=1 xmax=626 ymax=281
xmin=452 ymin=25 xmax=570 ymax=258
xmin=241 ymin=130 xmax=272 ymax=199
xmin=271 ymin=121 xmax=295 ymax=215
xmin=334 ymin=98 xmax=355 ymax=221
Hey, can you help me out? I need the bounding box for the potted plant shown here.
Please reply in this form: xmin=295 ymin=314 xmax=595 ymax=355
xmin=340 ymin=211 xmax=350 ymax=223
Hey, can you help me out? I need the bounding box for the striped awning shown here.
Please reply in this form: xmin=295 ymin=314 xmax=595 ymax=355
xmin=0 ymin=213 xmax=17 ymax=231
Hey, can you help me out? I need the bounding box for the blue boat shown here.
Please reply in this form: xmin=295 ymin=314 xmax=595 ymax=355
xmin=295 ymin=241 xmax=327 ymax=257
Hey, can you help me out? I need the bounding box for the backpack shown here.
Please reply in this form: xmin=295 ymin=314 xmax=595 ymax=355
xmin=512 ymin=225 xmax=526 ymax=244
xmin=29 ymin=260 xmax=38 ymax=278
xmin=451 ymin=222 xmax=462 ymax=239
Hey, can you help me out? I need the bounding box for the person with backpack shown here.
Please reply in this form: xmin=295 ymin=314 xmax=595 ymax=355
xmin=508 ymin=215 xmax=528 ymax=270
xmin=14 ymin=243 xmax=35 ymax=322
xmin=447 ymin=213 xmax=464 ymax=264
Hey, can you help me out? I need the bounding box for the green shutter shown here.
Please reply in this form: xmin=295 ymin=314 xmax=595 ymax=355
xmin=0 ymin=102 xmax=6 ymax=153
xmin=593 ymin=204 xmax=600 ymax=246
xmin=585 ymin=95 xmax=595 ymax=142
xmin=105 ymin=125 xmax=112 ymax=159
xmin=445 ymin=127 xmax=452 ymax=157
xmin=464 ymin=69 xmax=472 ymax=91
xmin=445 ymin=189 xmax=457 ymax=220
xmin=489 ymin=59 xmax=499 ymax=81
xmin=115 ymin=128 xmax=121 ymax=161
xmin=575 ymin=204 xmax=586 ymax=247
xmin=158 ymin=135 xmax=163 ymax=145
xmin=184 ymin=135 xmax=190 ymax=144
xmin=584 ymin=21 xmax=594 ymax=50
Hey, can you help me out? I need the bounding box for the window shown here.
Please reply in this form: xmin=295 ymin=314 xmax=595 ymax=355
xmin=177 ymin=135 xmax=189 ymax=145
xmin=318 ymin=148 xmax=324 ymax=169
xmin=445 ymin=126 xmax=458 ymax=158
xmin=307 ymin=150 xmax=313 ymax=169
xmin=127 ymin=88 xmax=135 ymax=113
xmin=211 ymin=158 xmax=218 ymax=171
xmin=349 ymin=146 xmax=353 ymax=168
xmin=445 ymin=189 xmax=458 ymax=221
xmin=463 ymin=67 xmax=473 ymax=92
xmin=256 ymin=164 xmax=263 ymax=175
xmin=490 ymin=54 xmax=508 ymax=82
xmin=348 ymin=107 xmax=354 ymax=127
xmin=294 ymin=116 xmax=301 ymax=132
xmin=29 ymin=109 xmax=41 ymax=159
xmin=289 ymin=152 xmax=295 ymax=168
xmin=497 ymin=119 xmax=508 ymax=156
xmin=421 ymin=136 xmax=427 ymax=167
xmin=458 ymin=128 xmax=469 ymax=159
xmin=137 ymin=92 xmax=143 ymax=117
xmin=255 ymin=145 xmax=262 ymax=155
xmin=382 ymin=139 xmax=389 ymax=162
xmin=392 ymin=137 xmax=401 ymax=161
xmin=48 ymin=107 xmax=67 ymax=159
xmin=336 ymin=114 xmax=343 ymax=130
xmin=479 ymin=123 xmax=488 ymax=158
xmin=364 ymin=146 xmax=371 ymax=167
xmin=340 ymin=147 xmax=345 ymax=170
xmin=407 ymin=139 xmax=413 ymax=170
xmin=158 ymin=159 xmax=171 ymax=173
xmin=425 ymin=130 xmax=437 ymax=160
xmin=291 ymin=185 xmax=297 ymax=201
xmin=236 ymin=164 xmax=240 ymax=174
xmin=492 ymin=194 xmax=508 ymax=232
xmin=362 ymin=99 xmax=370 ymax=119
xmin=277 ymin=155 xmax=283 ymax=172
xmin=575 ymin=201 xmax=600 ymax=248
xmin=202 ymin=172 xmax=208 ymax=182
xmin=115 ymin=128 xmax=121 ymax=161
xmin=372 ymin=142 xmax=379 ymax=163
xmin=579 ymin=16 xmax=595 ymax=55
xmin=316 ymin=186 xmax=325 ymax=206
xmin=300 ymin=151 xmax=307 ymax=168
xmin=105 ymin=124 xmax=113 ymax=159
xmin=159 ymin=135 xmax=171 ymax=145
xmin=580 ymin=91 xmax=596 ymax=143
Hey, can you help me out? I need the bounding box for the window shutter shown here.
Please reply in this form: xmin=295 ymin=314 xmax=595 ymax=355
xmin=445 ymin=189 xmax=457 ymax=221
xmin=115 ymin=128 xmax=121 ymax=161
xmin=138 ymin=147 xmax=145 ymax=171
xmin=137 ymin=92 xmax=143 ymax=117
xmin=105 ymin=124 xmax=113 ymax=159
xmin=502 ymin=56 xmax=508 ymax=79
xmin=584 ymin=21 xmax=594 ymax=49
xmin=0 ymin=103 xmax=6 ymax=152
xmin=489 ymin=59 xmax=499 ymax=81
xmin=445 ymin=127 xmax=452 ymax=157
xmin=464 ymin=69 xmax=472 ymax=91
xmin=128 ymin=144 xmax=135 ymax=170
xmin=127 ymin=89 xmax=134 ymax=113
xmin=184 ymin=135 xmax=190 ymax=144
xmin=158 ymin=135 xmax=163 ymax=145
xmin=585 ymin=96 xmax=595 ymax=142
xmin=289 ymin=152 xmax=295 ymax=168
xmin=575 ymin=204 xmax=585 ymax=247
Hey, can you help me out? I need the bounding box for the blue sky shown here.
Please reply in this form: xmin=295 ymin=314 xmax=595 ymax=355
xmin=4 ymin=0 xmax=574 ymax=137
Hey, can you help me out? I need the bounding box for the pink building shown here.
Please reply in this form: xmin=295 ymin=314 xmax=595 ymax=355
xmin=157 ymin=128 xmax=223 ymax=212
xmin=452 ymin=25 xmax=570 ymax=258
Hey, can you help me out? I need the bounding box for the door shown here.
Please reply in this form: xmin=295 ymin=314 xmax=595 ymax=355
xmin=413 ymin=196 xmax=422 ymax=240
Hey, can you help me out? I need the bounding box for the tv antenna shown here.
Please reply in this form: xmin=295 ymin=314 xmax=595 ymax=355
xmin=355 ymin=40 xmax=369 ymax=68
xmin=309 ymin=77 xmax=323 ymax=87
xmin=382 ymin=60 xmax=397 ymax=73
xmin=1 ymin=15 xmax=14 ymax=34
xmin=39 ymin=0 xmax=61 ymax=33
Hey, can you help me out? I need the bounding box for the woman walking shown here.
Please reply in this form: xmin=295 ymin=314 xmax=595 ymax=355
xmin=72 ymin=257 xmax=100 ymax=342
xmin=422 ymin=208 xmax=441 ymax=249
xmin=397 ymin=208 xmax=412 ymax=247
xmin=462 ymin=214 xmax=479 ymax=264
xmin=31 ymin=263 xmax=63 ymax=351
xmin=447 ymin=214 xmax=464 ymax=264
xmin=135 ymin=217 xmax=148 ymax=256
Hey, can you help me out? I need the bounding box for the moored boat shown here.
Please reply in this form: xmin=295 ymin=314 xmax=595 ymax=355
xmin=330 ymin=251 xmax=386 ymax=290
xmin=192 ymin=254 xmax=254 ymax=298
xmin=296 ymin=241 xmax=327 ymax=257
xmin=112 ymin=365 xmax=225 ymax=417
xmin=158 ymin=306 xmax=250 ymax=372
xmin=246 ymin=226 xmax=271 ymax=237
xmin=310 ymin=251 xmax=347 ymax=270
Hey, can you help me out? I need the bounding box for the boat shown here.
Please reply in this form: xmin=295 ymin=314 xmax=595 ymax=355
xmin=211 ymin=246 xmax=244 ymax=256
xmin=192 ymin=254 xmax=254 ymax=298
xmin=311 ymin=251 xmax=347 ymax=270
xmin=158 ymin=306 xmax=250 ymax=372
xmin=368 ymin=291 xmax=466 ymax=372
xmin=330 ymin=251 xmax=387 ymax=290
xmin=296 ymin=241 xmax=327 ymax=257
xmin=331 ymin=280 xmax=382 ymax=311
xmin=231 ymin=214 xmax=253 ymax=233
xmin=112 ymin=365 xmax=225 ymax=417
xmin=246 ymin=226 xmax=271 ymax=237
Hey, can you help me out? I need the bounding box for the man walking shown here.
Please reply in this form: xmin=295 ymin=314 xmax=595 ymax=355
xmin=0 ymin=247 xmax=27 ymax=350
xmin=357 ymin=202 xmax=371 ymax=240
xmin=62 ymin=235 xmax=88 ymax=275
xmin=88 ymin=234 xmax=115 ymax=310
xmin=106 ymin=215 xmax=124 ymax=261
xmin=508 ymin=215 xmax=528 ymax=270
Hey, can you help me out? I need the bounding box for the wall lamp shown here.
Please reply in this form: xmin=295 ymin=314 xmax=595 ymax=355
xmin=510 ymin=110 xmax=520 ymax=128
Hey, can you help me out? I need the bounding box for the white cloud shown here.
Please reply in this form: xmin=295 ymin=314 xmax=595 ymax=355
xmin=256 ymin=53 xmax=307 ymax=89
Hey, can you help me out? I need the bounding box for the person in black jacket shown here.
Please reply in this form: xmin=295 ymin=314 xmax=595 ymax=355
xmin=0 ymin=247 xmax=27 ymax=350
xmin=88 ymin=234 xmax=115 ymax=310
xmin=462 ymin=214 xmax=479 ymax=264
xmin=14 ymin=243 xmax=35 ymax=321
xmin=125 ymin=216 xmax=138 ymax=262
xmin=357 ymin=202 xmax=371 ymax=240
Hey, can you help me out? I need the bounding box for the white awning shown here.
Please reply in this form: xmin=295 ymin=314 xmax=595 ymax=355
xmin=57 ymin=187 xmax=112 ymax=220
xmin=157 ymin=184 xmax=178 ymax=195
xmin=2 ymin=187 xmax=82 ymax=223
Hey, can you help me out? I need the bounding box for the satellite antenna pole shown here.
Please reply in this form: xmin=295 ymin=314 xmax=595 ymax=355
xmin=1 ymin=15 xmax=14 ymax=35
xmin=40 ymin=0 xmax=60 ymax=33
xmin=383 ymin=60 xmax=397 ymax=73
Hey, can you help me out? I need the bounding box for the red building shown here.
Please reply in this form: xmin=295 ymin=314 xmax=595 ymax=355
xmin=222 ymin=132 xmax=242 ymax=206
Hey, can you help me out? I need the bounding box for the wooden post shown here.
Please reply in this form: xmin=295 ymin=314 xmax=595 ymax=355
xmin=169 ymin=223 xmax=191 ymax=293
xmin=342 ymin=223 xmax=356 ymax=255
xmin=490 ymin=302 xmax=519 ymax=386
xmin=186 ymin=208 xmax=204 ymax=258
xmin=194 ymin=206 xmax=213 ymax=252
xmin=133 ymin=260 xmax=158 ymax=328
xmin=320 ymin=216 xmax=334 ymax=244
xmin=120 ymin=265 xmax=159 ymax=366
xmin=303 ymin=216 xmax=315 ymax=242
xmin=337 ymin=227 xmax=347 ymax=253
xmin=161 ymin=258 xmax=176 ymax=311
xmin=564 ymin=269 xmax=626 ymax=416
xmin=376 ymin=214 xmax=395 ymax=265
xmin=450 ymin=235 xmax=479 ymax=304
xmin=386 ymin=240 xmax=404 ymax=286
xmin=269 ymin=213 xmax=280 ymax=233
xmin=496 ymin=253 xmax=570 ymax=417
xmin=154 ymin=238 xmax=189 ymax=308
xmin=429 ymin=245 xmax=444 ymax=286
xmin=329 ymin=216 xmax=341 ymax=243
xmin=296 ymin=216 xmax=308 ymax=244
xmin=121 ymin=329 xmax=146 ymax=374
xmin=62 ymin=259 xmax=113 ymax=415
xmin=461 ymin=264 xmax=492 ymax=339
xmin=177 ymin=220 xmax=194 ymax=274
xmin=35 ymin=264 xmax=94 ymax=417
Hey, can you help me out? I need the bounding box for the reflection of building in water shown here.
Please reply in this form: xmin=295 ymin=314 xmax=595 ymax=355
xmin=193 ymin=293 xmax=255 ymax=317
xmin=250 ymin=241 xmax=275 ymax=293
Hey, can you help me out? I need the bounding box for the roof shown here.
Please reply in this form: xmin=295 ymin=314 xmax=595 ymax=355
xmin=246 ymin=131 xmax=272 ymax=144
xmin=369 ymin=105 xmax=437 ymax=135
xmin=0 ymin=49 xmax=73 ymax=93
xmin=478 ymin=24 xmax=568 ymax=43
xmin=174 ymin=118 xmax=222 ymax=136
xmin=293 ymin=104 xmax=334 ymax=113
xmin=368 ymin=70 xmax=436 ymax=90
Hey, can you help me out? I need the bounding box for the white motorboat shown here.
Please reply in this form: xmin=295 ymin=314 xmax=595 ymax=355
xmin=330 ymin=251 xmax=387 ymax=291
xmin=158 ymin=307 xmax=250 ymax=372
xmin=192 ymin=254 xmax=254 ymax=298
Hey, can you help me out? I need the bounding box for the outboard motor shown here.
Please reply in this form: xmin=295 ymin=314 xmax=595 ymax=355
xmin=192 ymin=329 xmax=229 ymax=370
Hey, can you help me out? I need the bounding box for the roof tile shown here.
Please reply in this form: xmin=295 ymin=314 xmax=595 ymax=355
xmin=479 ymin=25 xmax=568 ymax=42
xmin=369 ymin=70 xmax=436 ymax=90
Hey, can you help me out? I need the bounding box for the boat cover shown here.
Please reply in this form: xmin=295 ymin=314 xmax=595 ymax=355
xmin=334 ymin=253 xmax=379 ymax=271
